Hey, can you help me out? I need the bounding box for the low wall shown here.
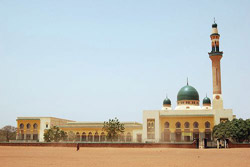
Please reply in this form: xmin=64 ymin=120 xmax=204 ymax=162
xmin=0 ymin=142 xmax=196 ymax=148
xmin=228 ymin=141 xmax=250 ymax=148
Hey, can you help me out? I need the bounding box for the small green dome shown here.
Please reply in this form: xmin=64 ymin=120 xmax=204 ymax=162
xmin=163 ymin=98 xmax=171 ymax=105
xmin=177 ymin=85 xmax=199 ymax=101
xmin=203 ymin=96 xmax=211 ymax=104
xmin=212 ymin=23 xmax=217 ymax=28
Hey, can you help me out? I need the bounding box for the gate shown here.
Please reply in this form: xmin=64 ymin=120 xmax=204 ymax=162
xmin=206 ymin=140 xmax=217 ymax=148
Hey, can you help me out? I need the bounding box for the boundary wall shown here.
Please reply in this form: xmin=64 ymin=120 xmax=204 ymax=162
xmin=0 ymin=142 xmax=196 ymax=148
xmin=228 ymin=141 xmax=250 ymax=148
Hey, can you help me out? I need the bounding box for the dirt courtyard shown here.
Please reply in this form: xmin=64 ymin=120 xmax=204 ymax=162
xmin=0 ymin=146 xmax=249 ymax=167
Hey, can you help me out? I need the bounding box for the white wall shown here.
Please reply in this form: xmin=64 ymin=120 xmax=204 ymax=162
xmin=39 ymin=118 xmax=51 ymax=142
xmin=214 ymin=109 xmax=233 ymax=125
xmin=142 ymin=110 xmax=160 ymax=143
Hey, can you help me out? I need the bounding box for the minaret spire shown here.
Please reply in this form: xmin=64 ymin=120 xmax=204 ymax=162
xmin=209 ymin=20 xmax=224 ymax=109
xmin=209 ymin=20 xmax=223 ymax=94
xmin=187 ymin=77 xmax=189 ymax=85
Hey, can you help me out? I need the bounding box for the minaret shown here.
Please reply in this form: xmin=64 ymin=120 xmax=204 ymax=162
xmin=209 ymin=20 xmax=223 ymax=109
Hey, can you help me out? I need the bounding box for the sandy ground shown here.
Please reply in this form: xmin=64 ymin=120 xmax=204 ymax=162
xmin=0 ymin=146 xmax=249 ymax=167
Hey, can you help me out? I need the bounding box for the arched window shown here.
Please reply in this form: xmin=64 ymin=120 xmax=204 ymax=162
xmin=164 ymin=122 xmax=170 ymax=129
xmin=20 ymin=123 xmax=24 ymax=129
xmin=76 ymin=132 xmax=80 ymax=141
xmin=82 ymin=132 xmax=86 ymax=141
xmin=150 ymin=122 xmax=154 ymax=128
xmin=205 ymin=122 xmax=210 ymax=129
xmin=88 ymin=132 xmax=93 ymax=142
xmin=120 ymin=133 xmax=125 ymax=142
xmin=33 ymin=123 xmax=38 ymax=129
xmin=175 ymin=122 xmax=181 ymax=129
xmin=193 ymin=122 xmax=199 ymax=129
xmin=126 ymin=132 xmax=132 ymax=142
xmin=94 ymin=132 xmax=99 ymax=142
xmin=100 ymin=132 xmax=105 ymax=142
xmin=26 ymin=123 xmax=31 ymax=129
xmin=184 ymin=122 xmax=190 ymax=129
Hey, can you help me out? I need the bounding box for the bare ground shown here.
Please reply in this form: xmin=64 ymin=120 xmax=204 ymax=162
xmin=0 ymin=146 xmax=249 ymax=167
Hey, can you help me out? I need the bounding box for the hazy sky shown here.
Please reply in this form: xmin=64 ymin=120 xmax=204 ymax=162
xmin=0 ymin=0 xmax=250 ymax=127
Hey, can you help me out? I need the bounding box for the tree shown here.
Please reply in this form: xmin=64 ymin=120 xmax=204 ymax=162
xmin=228 ymin=119 xmax=248 ymax=143
xmin=212 ymin=121 xmax=231 ymax=140
xmin=102 ymin=117 xmax=125 ymax=142
xmin=67 ymin=131 xmax=76 ymax=141
xmin=43 ymin=126 xmax=67 ymax=142
xmin=61 ymin=130 xmax=68 ymax=141
xmin=246 ymin=119 xmax=250 ymax=142
xmin=212 ymin=118 xmax=250 ymax=143
xmin=0 ymin=126 xmax=16 ymax=142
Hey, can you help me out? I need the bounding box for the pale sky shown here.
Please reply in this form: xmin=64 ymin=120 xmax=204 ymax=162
xmin=0 ymin=0 xmax=250 ymax=127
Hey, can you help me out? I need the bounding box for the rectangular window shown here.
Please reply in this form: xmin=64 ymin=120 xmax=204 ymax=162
xmin=26 ymin=134 xmax=31 ymax=140
xmin=175 ymin=132 xmax=181 ymax=142
xmin=147 ymin=119 xmax=155 ymax=139
xmin=220 ymin=118 xmax=228 ymax=123
xmin=216 ymin=68 xmax=219 ymax=86
xmin=33 ymin=134 xmax=38 ymax=140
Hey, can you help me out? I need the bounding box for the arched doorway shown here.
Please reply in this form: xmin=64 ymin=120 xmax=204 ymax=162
xmin=120 ymin=133 xmax=125 ymax=142
xmin=100 ymin=132 xmax=105 ymax=142
xmin=164 ymin=122 xmax=170 ymax=142
xmin=88 ymin=132 xmax=93 ymax=142
xmin=126 ymin=132 xmax=132 ymax=142
xmin=175 ymin=122 xmax=181 ymax=142
xmin=33 ymin=123 xmax=38 ymax=141
xmin=76 ymin=132 xmax=80 ymax=141
xmin=94 ymin=132 xmax=99 ymax=142
xmin=82 ymin=132 xmax=86 ymax=142
xmin=193 ymin=122 xmax=199 ymax=140
xmin=205 ymin=121 xmax=211 ymax=141
xmin=184 ymin=122 xmax=191 ymax=142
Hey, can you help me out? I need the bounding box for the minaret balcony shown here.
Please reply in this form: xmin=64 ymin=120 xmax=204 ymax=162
xmin=208 ymin=51 xmax=223 ymax=56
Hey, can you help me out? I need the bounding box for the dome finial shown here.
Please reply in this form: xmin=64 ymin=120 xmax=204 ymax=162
xmin=187 ymin=77 xmax=189 ymax=85
xmin=212 ymin=18 xmax=217 ymax=28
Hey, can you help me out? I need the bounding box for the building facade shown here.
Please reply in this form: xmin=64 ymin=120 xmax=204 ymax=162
xmin=16 ymin=22 xmax=234 ymax=143
xmin=142 ymin=22 xmax=234 ymax=143
xmin=16 ymin=117 xmax=143 ymax=142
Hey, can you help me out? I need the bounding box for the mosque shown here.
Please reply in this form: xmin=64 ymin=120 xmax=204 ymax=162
xmin=16 ymin=22 xmax=235 ymax=143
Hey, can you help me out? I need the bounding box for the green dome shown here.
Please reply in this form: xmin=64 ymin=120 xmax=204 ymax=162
xmin=203 ymin=96 xmax=211 ymax=104
xmin=163 ymin=98 xmax=171 ymax=105
xmin=212 ymin=23 xmax=217 ymax=28
xmin=177 ymin=85 xmax=199 ymax=101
